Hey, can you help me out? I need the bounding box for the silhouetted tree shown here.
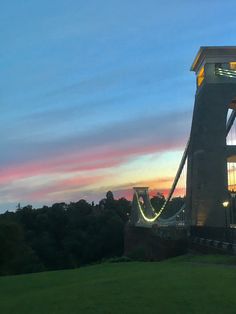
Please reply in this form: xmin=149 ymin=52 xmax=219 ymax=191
xmin=106 ymin=191 xmax=114 ymax=202
xmin=0 ymin=193 xmax=132 ymax=275
xmin=0 ymin=221 xmax=43 ymax=275
xmin=151 ymin=193 xmax=165 ymax=211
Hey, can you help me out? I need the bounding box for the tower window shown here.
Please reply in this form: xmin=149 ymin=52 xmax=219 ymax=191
xmin=229 ymin=62 xmax=236 ymax=70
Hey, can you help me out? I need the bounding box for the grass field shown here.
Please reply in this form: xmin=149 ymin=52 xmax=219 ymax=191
xmin=1 ymin=254 xmax=236 ymax=314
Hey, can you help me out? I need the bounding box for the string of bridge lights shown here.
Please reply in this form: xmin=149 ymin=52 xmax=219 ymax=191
xmin=136 ymin=140 xmax=190 ymax=223
xmin=136 ymin=190 xmax=186 ymax=224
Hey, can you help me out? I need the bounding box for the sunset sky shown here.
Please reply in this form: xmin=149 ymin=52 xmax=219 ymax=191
xmin=1 ymin=0 xmax=236 ymax=211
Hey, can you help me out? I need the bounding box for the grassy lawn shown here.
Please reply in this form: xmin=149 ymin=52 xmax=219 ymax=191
xmin=0 ymin=254 xmax=236 ymax=314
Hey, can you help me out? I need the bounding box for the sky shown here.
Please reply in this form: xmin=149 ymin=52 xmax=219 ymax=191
xmin=1 ymin=0 xmax=236 ymax=212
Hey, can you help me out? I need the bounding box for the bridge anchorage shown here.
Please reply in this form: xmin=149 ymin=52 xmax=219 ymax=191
xmin=127 ymin=47 xmax=236 ymax=257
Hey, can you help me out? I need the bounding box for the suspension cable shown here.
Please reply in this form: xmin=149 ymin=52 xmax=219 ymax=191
xmin=137 ymin=139 xmax=189 ymax=223
xmin=159 ymin=138 xmax=189 ymax=214
xmin=138 ymin=109 xmax=235 ymax=223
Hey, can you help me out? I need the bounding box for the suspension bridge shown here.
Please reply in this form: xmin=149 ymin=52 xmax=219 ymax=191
xmin=128 ymin=47 xmax=236 ymax=253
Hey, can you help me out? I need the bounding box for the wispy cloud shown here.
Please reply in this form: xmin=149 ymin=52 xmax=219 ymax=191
xmin=1 ymin=109 xmax=190 ymax=168
xmin=0 ymin=108 xmax=190 ymax=210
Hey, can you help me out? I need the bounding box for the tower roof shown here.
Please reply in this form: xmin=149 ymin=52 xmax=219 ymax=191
xmin=191 ymin=46 xmax=236 ymax=73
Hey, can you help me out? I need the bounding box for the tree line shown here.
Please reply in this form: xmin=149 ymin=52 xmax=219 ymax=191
xmin=0 ymin=192 xmax=184 ymax=275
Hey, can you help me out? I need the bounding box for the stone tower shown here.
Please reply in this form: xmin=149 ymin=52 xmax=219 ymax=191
xmin=186 ymin=47 xmax=236 ymax=227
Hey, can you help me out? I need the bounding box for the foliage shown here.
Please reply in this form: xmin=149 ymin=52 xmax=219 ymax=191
xmin=0 ymin=193 xmax=131 ymax=275
xmin=105 ymin=256 xmax=132 ymax=263
xmin=0 ymin=192 xmax=185 ymax=276
xmin=150 ymin=193 xmax=185 ymax=218
xmin=150 ymin=192 xmax=165 ymax=211
xmin=0 ymin=221 xmax=44 ymax=275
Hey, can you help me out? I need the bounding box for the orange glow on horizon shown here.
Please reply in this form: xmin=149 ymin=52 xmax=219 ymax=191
xmin=0 ymin=140 xmax=186 ymax=208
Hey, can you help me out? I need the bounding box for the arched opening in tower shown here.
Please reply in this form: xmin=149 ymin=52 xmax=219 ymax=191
xmin=227 ymin=107 xmax=236 ymax=192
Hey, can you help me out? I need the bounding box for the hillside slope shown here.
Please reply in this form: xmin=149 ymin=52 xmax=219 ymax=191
xmin=0 ymin=255 xmax=236 ymax=314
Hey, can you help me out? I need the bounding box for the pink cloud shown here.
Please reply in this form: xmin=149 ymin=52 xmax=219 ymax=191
xmin=0 ymin=129 xmax=187 ymax=209
xmin=26 ymin=174 xmax=108 ymax=201
xmin=0 ymin=139 xmax=184 ymax=187
xmin=0 ymin=172 xmax=186 ymax=209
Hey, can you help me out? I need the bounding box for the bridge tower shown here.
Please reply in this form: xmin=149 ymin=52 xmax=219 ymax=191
xmin=187 ymin=47 xmax=236 ymax=227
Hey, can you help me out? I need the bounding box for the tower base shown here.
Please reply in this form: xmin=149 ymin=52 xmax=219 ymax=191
xmin=124 ymin=224 xmax=188 ymax=261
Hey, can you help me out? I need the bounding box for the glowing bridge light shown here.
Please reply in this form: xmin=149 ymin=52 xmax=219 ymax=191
xmin=222 ymin=201 xmax=229 ymax=208
xmin=131 ymin=187 xmax=186 ymax=226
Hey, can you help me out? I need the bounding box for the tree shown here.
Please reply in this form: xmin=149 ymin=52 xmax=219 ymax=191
xmin=0 ymin=221 xmax=43 ymax=275
xmin=151 ymin=193 xmax=165 ymax=211
xmin=106 ymin=191 xmax=114 ymax=202
xmin=0 ymin=194 xmax=132 ymax=275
